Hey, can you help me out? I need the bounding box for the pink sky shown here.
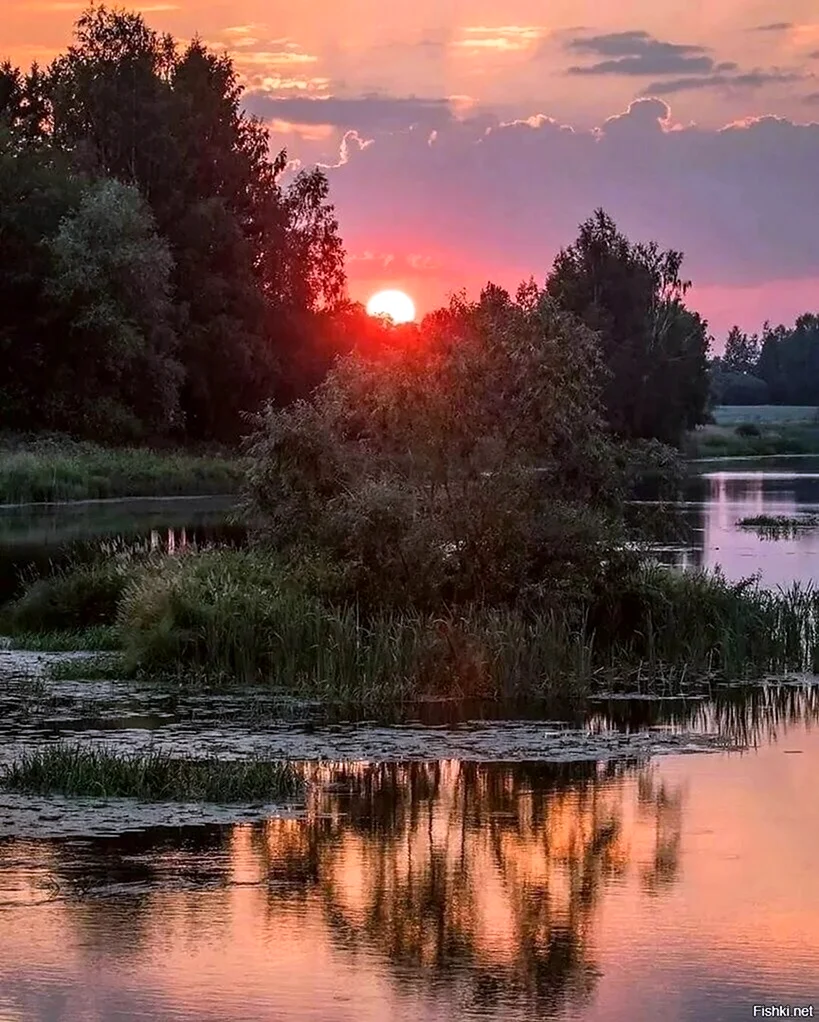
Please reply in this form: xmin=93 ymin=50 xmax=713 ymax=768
xmin=4 ymin=0 xmax=819 ymax=345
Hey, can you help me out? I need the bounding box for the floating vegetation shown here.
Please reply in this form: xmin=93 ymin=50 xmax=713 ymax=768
xmin=0 ymin=744 xmax=303 ymax=802
xmin=737 ymin=514 xmax=819 ymax=540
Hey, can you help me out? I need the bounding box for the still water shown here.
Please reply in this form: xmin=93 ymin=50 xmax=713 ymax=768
xmin=1 ymin=465 xmax=818 ymax=1021
xmin=672 ymin=455 xmax=819 ymax=588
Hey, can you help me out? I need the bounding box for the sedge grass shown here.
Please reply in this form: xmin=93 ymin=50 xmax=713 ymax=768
xmin=3 ymin=626 xmax=121 ymax=652
xmin=0 ymin=744 xmax=303 ymax=802
xmin=116 ymin=550 xmax=819 ymax=702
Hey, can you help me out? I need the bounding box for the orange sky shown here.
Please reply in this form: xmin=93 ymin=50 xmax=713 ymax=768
xmin=4 ymin=0 xmax=819 ymax=341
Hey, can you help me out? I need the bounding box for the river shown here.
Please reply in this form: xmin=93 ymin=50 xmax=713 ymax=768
xmin=0 ymin=460 xmax=818 ymax=1021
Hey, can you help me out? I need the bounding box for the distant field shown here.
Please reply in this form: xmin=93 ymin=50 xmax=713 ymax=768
xmin=712 ymin=405 xmax=817 ymax=426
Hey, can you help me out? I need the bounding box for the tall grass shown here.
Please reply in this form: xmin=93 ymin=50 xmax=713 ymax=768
xmin=0 ymin=744 xmax=303 ymax=801
xmin=3 ymin=626 xmax=121 ymax=651
xmin=115 ymin=550 xmax=819 ymax=702
xmin=0 ymin=439 xmax=245 ymax=503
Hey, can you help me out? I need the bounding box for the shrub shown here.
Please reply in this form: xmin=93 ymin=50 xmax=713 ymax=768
xmin=1 ymin=560 xmax=134 ymax=633
xmin=242 ymin=286 xmax=643 ymax=611
xmin=735 ymin=422 xmax=761 ymax=437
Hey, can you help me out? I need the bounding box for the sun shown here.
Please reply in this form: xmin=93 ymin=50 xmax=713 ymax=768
xmin=366 ymin=289 xmax=416 ymax=324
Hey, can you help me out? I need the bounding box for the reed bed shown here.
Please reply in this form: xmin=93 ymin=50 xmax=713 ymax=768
xmin=0 ymin=440 xmax=244 ymax=503
xmin=113 ymin=550 xmax=819 ymax=702
xmin=0 ymin=744 xmax=303 ymax=802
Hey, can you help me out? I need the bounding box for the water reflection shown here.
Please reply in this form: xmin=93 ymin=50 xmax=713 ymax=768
xmin=0 ymin=759 xmax=682 ymax=1021
xmin=2 ymin=716 xmax=819 ymax=1021
xmin=661 ymin=461 xmax=819 ymax=587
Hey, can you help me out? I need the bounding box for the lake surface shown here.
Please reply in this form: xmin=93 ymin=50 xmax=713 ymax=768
xmin=664 ymin=455 xmax=819 ymax=588
xmin=1 ymin=469 xmax=819 ymax=1021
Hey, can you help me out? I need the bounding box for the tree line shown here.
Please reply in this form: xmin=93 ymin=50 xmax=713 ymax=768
xmin=1 ymin=6 xmax=712 ymax=448
xmin=711 ymin=315 xmax=819 ymax=406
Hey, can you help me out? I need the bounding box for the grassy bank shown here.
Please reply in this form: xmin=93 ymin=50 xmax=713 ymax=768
xmin=0 ymin=745 xmax=302 ymax=802
xmin=5 ymin=548 xmax=816 ymax=701
xmin=688 ymin=422 xmax=819 ymax=458
xmin=0 ymin=437 xmax=245 ymax=503
xmin=5 ymin=547 xmax=819 ymax=702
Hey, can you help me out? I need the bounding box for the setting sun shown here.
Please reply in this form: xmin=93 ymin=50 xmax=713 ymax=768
xmin=366 ymin=289 xmax=416 ymax=324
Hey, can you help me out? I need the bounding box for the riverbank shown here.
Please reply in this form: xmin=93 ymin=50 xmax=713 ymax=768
xmin=2 ymin=547 xmax=817 ymax=704
xmin=0 ymin=436 xmax=245 ymax=503
xmin=687 ymin=422 xmax=819 ymax=458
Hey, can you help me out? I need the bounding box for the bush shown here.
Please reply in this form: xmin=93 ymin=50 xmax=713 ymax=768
xmin=242 ymin=286 xmax=641 ymax=611
xmin=1 ymin=559 xmax=134 ymax=633
xmin=735 ymin=422 xmax=761 ymax=437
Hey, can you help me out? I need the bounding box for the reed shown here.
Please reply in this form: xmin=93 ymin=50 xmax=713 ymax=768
xmin=0 ymin=744 xmax=303 ymax=802
xmin=115 ymin=550 xmax=819 ymax=701
xmin=0 ymin=439 xmax=244 ymax=503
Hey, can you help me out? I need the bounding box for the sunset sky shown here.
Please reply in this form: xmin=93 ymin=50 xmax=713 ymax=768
xmin=4 ymin=0 xmax=819 ymax=343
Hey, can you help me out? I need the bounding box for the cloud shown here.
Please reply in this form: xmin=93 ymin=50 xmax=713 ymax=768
xmin=454 ymin=26 xmax=545 ymax=54
xmin=244 ymin=93 xmax=456 ymax=132
xmin=564 ymin=30 xmax=715 ymax=76
xmin=643 ymin=70 xmax=807 ymax=95
xmin=810 ymin=50 xmax=819 ymax=59
xmin=751 ymin=22 xmax=793 ymax=32
xmin=804 ymin=91 xmax=819 ymax=103
xmin=318 ymin=97 xmax=819 ymax=313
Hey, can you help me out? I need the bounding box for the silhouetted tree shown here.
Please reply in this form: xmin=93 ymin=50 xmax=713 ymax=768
xmin=722 ymin=325 xmax=759 ymax=375
xmin=545 ymin=209 xmax=710 ymax=446
xmin=1 ymin=5 xmax=347 ymax=441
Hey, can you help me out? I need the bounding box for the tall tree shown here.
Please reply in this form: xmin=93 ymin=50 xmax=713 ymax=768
xmin=545 ymin=209 xmax=710 ymax=446
xmin=27 ymin=5 xmax=346 ymax=439
xmin=722 ymin=326 xmax=759 ymax=375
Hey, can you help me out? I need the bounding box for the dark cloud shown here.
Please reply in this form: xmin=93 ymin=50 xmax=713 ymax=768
xmin=809 ymin=50 xmax=819 ymax=60
xmin=243 ymin=92 xmax=454 ymax=131
xmin=804 ymin=91 xmax=819 ymax=104
xmin=321 ymin=98 xmax=819 ymax=299
xmin=565 ymin=30 xmax=715 ymax=77
xmin=642 ymin=69 xmax=806 ymax=95
xmin=751 ymin=22 xmax=793 ymax=32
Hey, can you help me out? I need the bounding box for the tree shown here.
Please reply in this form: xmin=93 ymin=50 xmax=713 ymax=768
xmin=0 ymin=131 xmax=84 ymax=430
xmin=43 ymin=177 xmax=182 ymax=438
xmin=243 ymin=284 xmax=634 ymax=609
xmin=25 ymin=5 xmax=347 ymax=439
xmin=722 ymin=326 xmax=759 ymax=375
xmin=545 ymin=209 xmax=710 ymax=447
xmin=755 ymin=316 xmax=819 ymax=405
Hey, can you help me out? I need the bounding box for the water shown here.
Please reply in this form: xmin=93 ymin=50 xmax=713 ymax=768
xmin=664 ymin=455 xmax=819 ymax=588
xmin=2 ymin=476 xmax=819 ymax=1020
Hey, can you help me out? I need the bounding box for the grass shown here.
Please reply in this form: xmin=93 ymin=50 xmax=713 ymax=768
xmin=0 ymin=558 xmax=134 ymax=633
xmin=711 ymin=405 xmax=818 ymax=427
xmin=8 ymin=545 xmax=819 ymax=703
xmin=45 ymin=654 xmax=128 ymax=681
xmin=110 ymin=549 xmax=819 ymax=701
xmin=689 ymin=422 xmax=819 ymax=458
xmin=0 ymin=744 xmax=303 ymax=802
xmin=3 ymin=626 xmax=121 ymax=651
xmin=0 ymin=437 xmax=245 ymax=503
xmin=737 ymin=514 xmax=819 ymax=540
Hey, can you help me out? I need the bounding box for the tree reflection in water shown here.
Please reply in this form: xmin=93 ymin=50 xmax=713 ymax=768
xmin=7 ymin=685 xmax=818 ymax=1018
xmin=251 ymin=757 xmax=684 ymax=1016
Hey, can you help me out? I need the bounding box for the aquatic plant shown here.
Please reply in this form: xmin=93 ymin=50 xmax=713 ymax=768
xmin=115 ymin=550 xmax=819 ymax=701
xmin=3 ymin=626 xmax=121 ymax=651
xmin=1 ymin=559 xmax=135 ymax=633
xmin=0 ymin=744 xmax=303 ymax=802
xmin=737 ymin=514 xmax=819 ymax=540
